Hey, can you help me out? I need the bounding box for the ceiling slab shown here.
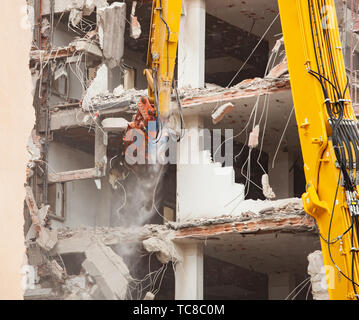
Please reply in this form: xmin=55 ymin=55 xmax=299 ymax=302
xmin=206 ymin=0 xmax=282 ymax=41
xmin=174 ymin=212 xmax=319 ymax=274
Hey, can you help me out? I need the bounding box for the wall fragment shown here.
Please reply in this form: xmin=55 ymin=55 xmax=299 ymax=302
xmin=97 ymin=2 xmax=126 ymax=68
xmin=307 ymin=250 xmax=329 ymax=300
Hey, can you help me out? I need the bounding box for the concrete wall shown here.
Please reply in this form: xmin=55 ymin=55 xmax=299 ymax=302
xmin=48 ymin=142 xmax=112 ymax=228
xmin=177 ymin=116 xmax=245 ymax=221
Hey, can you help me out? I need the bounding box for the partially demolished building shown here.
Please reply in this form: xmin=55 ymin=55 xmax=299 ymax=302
xmin=23 ymin=0 xmax=359 ymax=300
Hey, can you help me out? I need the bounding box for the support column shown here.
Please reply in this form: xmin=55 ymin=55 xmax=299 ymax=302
xmin=177 ymin=115 xmax=204 ymax=165
xmin=174 ymin=243 xmax=204 ymax=300
xmin=178 ymin=0 xmax=206 ymax=88
xmin=268 ymin=272 xmax=295 ymax=300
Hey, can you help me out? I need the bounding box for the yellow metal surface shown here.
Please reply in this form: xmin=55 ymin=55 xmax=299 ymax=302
xmin=146 ymin=0 xmax=182 ymax=119
xmin=278 ymin=0 xmax=359 ymax=299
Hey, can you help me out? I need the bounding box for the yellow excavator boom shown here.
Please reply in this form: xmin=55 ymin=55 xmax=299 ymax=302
xmin=278 ymin=0 xmax=359 ymax=299
xmin=145 ymin=0 xmax=182 ymax=119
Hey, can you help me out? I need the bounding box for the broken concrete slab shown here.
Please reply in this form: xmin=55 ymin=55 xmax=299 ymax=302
xmin=97 ymin=2 xmax=126 ymax=68
xmin=130 ymin=1 xmax=141 ymax=39
xmin=261 ymin=174 xmax=276 ymax=200
xmin=82 ymin=242 xmax=131 ymax=300
xmin=101 ymin=117 xmax=129 ymax=132
xmin=266 ymin=60 xmax=288 ymax=80
xmin=36 ymin=226 xmax=58 ymax=251
xmin=211 ymin=102 xmax=234 ymax=125
xmin=55 ymin=232 xmax=92 ymax=255
xmin=71 ymin=38 xmax=103 ymax=58
xmin=82 ymin=64 xmax=109 ymax=110
xmin=24 ymin=287 xmax=56 ymax=300
xmin=38 ymin=205 xmax=50 ymax=226
xmin=50 ymin=259 xmax=66 ymax=282
xmin=25 ymin=186 xmax=40 ymax=227
xmin=65 ymin=275 xmax=87 ymax=290
xmin=27 ymin=130 xmax=42 ymax=163
xmin=143 ymin=237 xmax=180 ymax=264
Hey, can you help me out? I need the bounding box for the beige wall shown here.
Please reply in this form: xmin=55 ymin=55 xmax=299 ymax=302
xmin=0 ymin=0 xmax=33 ymax=299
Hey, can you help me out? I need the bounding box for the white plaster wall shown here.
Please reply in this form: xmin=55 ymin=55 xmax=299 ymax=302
xmin=48 ymin=142 xmax=112 ymax=228
xmin=177 ymin=161 xmax=245 ymax=221
xmin=176 ymin=116 xmax=245 ymax=222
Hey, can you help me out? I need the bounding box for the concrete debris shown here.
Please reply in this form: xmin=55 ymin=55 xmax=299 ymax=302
xmin=233 ymin=74 xmax=290 ymax=91
xmin=24 ymin=288 xmax=55 ymax=300
xmin=67 ymin=0 xmax=108 ymax=16
xmin=168 ymin=198 xmax=304 ymax=229
xmin=143 ymin=292 xmax=155 ymax=300
xmin=71 ymin=38 xmax=103 ymax=58
xmin=266 ymin=60 xmax=288 ymax=80
xmin=50 ymin=259 xmax=66 ymax=282
xmin=82 ymin=64 xmax=109 ymax=110
xmin=55 ymin=231 xmax=93 ymax=255
xmin=83 ymin=242 xmax=132 ymax=300
xmin=248 ymin=125 xmax=260 ymax=149
xmin=65 ymin=275 xmax=87 ymax=290
xmin=51 ymin=229 xmax=134 ymax=300
xmin=25 ymin=186 xmax=40 ymax=227
xmin=102 ymin=117 xmax=129 ymax=132
xmin=83 ymin=69 xmax=290 ymax=114
xmin=143 ymin=237 xmax=180 ymax=264
xmin=62 ymin=275 xmax=97 ymax=300
xmin=27 ymin=130 xmax=42 ymax=164
xmin=36 ymin=226 xmax=58 ymax=251
xmin=307 ymin=250 xmax=329 ymax=300
xmin=257 ymin=198 xmax=302 ymax=215
xmin=98 ymin=2 xmax=126 ymax=68
xmin=26 ymin=224 xmax=37 ymax=242
xmin=21 ymin=255 xmax=38 ymax=292
xmin=41 ymin=18 xmax=51 ymax=37
xmin=56 ymin=224 xmax=168 ymax=246
xmin=130 ymin=1 xmax=141 ymax=39
xmin=38 ymin=205 xmax=51 ymax=226
xmin=31 ymin=67 xmax=40 ymax=97
xmin=54 ymin=63 xmax=68 ymax=82
xmin=84 ymin=87 xmax=147 ymax=111
xmin=261 ymin=174 xmax=276 ymax=200
xmin=211 ymin=102 xmax=234 ymax=125
xmin=113 ymin=84 xmax=125 ymax=97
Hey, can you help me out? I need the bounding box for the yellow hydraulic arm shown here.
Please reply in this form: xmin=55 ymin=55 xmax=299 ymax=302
xmin=279 ymin=0 xmax=359 ymax=299
xmin=124 ymin=0 xmax=182 ymax=155
xmin=145 ymin=0 xmax=182 ymax=120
